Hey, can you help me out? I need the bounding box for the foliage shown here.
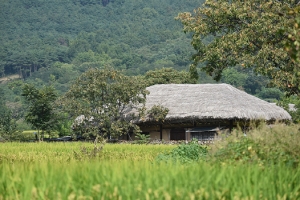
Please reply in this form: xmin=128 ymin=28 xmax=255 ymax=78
xmin=146 ymin=105 xmax=169 ymax=123
xmin=1 ymin=160 xmax=299 ymax=199
xmin=54 ymin=113 xmax=73 ymax=137
xmin=156 ymin=139 xmax=208 ymax=163
xmin=73 ymin=138 xmax=105 ymax=160
xmin=7 ymin=79 xmax=24 ymax=95
xmin=62 ymin=68 xmax=148 ymax=139
xmin=278 ymin=96 xmax=300 ymax=123
xmin=0 ymin=0 xmax=205 ymax=131
xmin=221 ymin=68 xmax=248 ymax=89
xmin=20 ymin=130 xmax=40 ymax=141
xmin=0 ymin=0 xmax=201 ymax=77
xmin=1 ymin=141 xmax=300 ymax=199
xmin=220 ymin=67 xmax=270 ymax=95
xmin=21 ymin=84 xmax=58 ymax=141
xmin=256 ymin=87 xmax=284 ymax=101
xmin=211 ymin=123 xmax=300 ymax=167
xmin=0 ymin=143 xmax=176 ymax=162
xmin=285 ymin=6 xmax=300 ymax=95
xmin=0 ymin=88 xmax=19 ymax=140
xmin=144 ymin=67 xmax=197 ymax=86
xmin=177 ymin=0 xmax=300 ymax=96
xmin=0 ymin=107 xmax=18 ymax=140
xmin=134 ymin=133 xmax=151 ymax=144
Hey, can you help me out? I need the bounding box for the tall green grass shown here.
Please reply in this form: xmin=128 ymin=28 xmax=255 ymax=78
xmin=1 ymin=160 xmax=299 ymax=199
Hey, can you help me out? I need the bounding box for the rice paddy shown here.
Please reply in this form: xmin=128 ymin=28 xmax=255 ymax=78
xmin=0 ymin=142 xmax=299 ymax=199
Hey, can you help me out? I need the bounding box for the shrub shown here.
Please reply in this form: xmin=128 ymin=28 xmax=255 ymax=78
xmin=210 ymin=123 xmax=300 ymax=167
xmin=156 ymin=139 xmax=208 ymax=163
xmin=134 ymin=133 xmax=150 ymax=144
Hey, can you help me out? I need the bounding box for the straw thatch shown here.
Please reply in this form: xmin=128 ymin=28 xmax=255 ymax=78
xmin=135 ymin=84 xmax=291 ymax=123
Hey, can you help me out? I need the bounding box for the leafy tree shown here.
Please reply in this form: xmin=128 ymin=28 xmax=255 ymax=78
xmin=244 ymin=71 xmax=269 ymax=95
xmin=286 ymin=6 xmax=300 ymax=65
xmin=22 ymin=84 xmax=58 ymax=141
xmin=61 ymin=68 xmax=148 ymax=139
xmin=221 ymin=68 xmax=248 ymax=90
xmin=288 ymin=100 xmax=300 ymax=124
xmin=285 ymin=6 xmax=300 ymax=96
xmin=55 ymin=113 xmax=73 ymax=137
xmin=1 ymin=0 xmax=202 ymax=79
xmin=177 ymin=0 xmax=300 ymax=96
xmin=144 ymin=67 xmax=197 ymax=86
xmin=146 ymin=105 xmax=169 ymax=123
xmin=134 ymin=132 xmax=151 ymax=144
xmin=0 ymin=88 xmax=18 ymax=140
xmin=278 ymin=96 xmax=300 ymax=123
xmin=256 ymin=87 xmax=284 ymax=102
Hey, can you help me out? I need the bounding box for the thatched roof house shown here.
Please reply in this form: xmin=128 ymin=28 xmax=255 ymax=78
xmin=126 ymin=84 xmax=291 ymax=142
xmin=141 ymin=84 xmax=290 ymax=123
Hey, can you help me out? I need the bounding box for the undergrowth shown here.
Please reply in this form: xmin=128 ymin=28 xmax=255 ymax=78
xmin=156 ymin=139 xmax=208 ymax=163
xmin=210 ymin=123 xmax=300 ymax=167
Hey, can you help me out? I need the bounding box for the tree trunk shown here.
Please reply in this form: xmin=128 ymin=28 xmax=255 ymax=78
xmin=37 ymin=129 xmax=41 ymax=142
xmin=41 ymin=131 xmax=44 ymax=141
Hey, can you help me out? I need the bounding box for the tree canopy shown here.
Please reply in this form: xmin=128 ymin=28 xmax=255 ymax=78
xmin=177 ymin=0 xmax=300 ymax=96
xmin=22 ymin=84 xmax=58 ymax=140
xmin=0 ymin=88 xmax=17 ymax=139
xmin=285 ymin=5 xmax=300 ymax=96
xmin=144 ymin=67 xmax=197 ymax=86
xmin=61 ymin=68 xmax=148 ymax=139
xmin=0 ymin=0 xmax=202 ymax=77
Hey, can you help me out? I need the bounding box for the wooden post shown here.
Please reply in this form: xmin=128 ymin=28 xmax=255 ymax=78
xmin=160 ymin=124 xmax=162 ymax=140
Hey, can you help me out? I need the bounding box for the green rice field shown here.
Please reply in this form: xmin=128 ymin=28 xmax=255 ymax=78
xmin=0 ymin=142 xmax=299 ymax=199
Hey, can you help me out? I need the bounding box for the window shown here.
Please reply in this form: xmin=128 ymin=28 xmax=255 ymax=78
xmin=191 ymin=131 xmax=216 ymax=141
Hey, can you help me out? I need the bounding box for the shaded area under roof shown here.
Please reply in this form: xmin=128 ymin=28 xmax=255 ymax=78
xmin=186 ymin=127 xmax=224 ymax=132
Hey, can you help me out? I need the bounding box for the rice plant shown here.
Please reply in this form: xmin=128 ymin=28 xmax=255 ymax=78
xmin=0 ymin=160 xmax=299 ymax=199
xmin=1 ymin=124 xmax=299 ymax=200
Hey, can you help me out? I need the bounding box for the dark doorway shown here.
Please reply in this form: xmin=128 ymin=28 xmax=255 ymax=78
xmin=170 ymin=128 xmax=186 ymax=140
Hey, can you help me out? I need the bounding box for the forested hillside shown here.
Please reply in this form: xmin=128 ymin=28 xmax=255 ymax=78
xmin=0 ymin=0 xmax=203 ymax=78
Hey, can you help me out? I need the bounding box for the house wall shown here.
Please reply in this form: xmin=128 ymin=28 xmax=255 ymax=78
xmin=147 ymin=129 xmax=170 ymax=141
xmin=141 ymin=126 xmax=191 ymax=141
xmin=138 ymin=120 xmax=239 ymax=141
xmin=162 ymin=129 xmax=170 ymax=141
xmin=150 ymin=131 xmax=160 ymax=140
xmin=186 ymin=131 xmax=191 ymax=141
xmin=140 ymin=126 xmax=171 ymax=141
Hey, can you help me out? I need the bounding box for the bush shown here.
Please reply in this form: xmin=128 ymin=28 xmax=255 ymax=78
xmin=156 ymin=139 xmax=208 ymax=163
xmin=210 ymin=123 xmax=300 ymax=167
xmin=134 ymin=133 xmax=150 ymax=144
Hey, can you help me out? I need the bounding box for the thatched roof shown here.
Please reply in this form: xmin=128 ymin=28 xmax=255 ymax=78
xmin=136 ymin=84 xmax=291 ymax=123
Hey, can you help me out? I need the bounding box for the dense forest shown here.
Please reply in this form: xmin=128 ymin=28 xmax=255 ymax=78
xmin=0 ymin=0 xmax=203 ymax=77
xmin=0 ymin=0 xmax=292 ymax=133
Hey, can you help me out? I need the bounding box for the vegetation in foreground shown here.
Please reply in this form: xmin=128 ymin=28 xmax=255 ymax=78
xmin=0 ymin=124 xmax=300 ymax=199
xmin=1 ymin=160 xmax=299 ymax=200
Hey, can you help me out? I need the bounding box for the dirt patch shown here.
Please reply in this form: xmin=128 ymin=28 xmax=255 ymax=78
xmin=0 ymin=74 xmax=20 ymax=84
